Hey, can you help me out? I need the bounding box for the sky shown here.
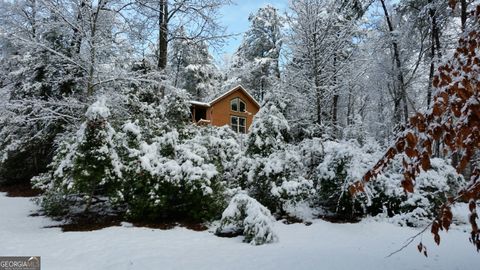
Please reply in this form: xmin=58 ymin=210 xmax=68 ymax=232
xmin=213 ymin=0 xmax=289 ymax=64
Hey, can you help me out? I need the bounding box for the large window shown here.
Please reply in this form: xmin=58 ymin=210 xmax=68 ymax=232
xmin=231 ymin=116 xmax=246 ymax=133
xmin=230 ymin=98 xmax=246 ymax=112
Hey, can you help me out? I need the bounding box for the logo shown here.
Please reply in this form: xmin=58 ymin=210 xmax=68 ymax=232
xmin=0 ymin=257 xmax=40 ymax=270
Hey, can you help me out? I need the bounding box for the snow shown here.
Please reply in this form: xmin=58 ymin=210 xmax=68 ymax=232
xmin=1 ymin=193 xmax=478 ymax=270
xmin=189 ymin=100 xmax=210 ymax=107
xmin=85 ymin=97 xmax=110 ymax=120
xmin=217 ymin=193 xmax=277 ymax=245
xmin=122 ymin=121 xmax=141 ymax=137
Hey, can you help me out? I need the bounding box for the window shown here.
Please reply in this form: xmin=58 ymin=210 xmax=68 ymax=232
xmin=231 ymin=116 xmax=246 ymax=133
xmin=230 ymin=98 xmax=246 ymax=112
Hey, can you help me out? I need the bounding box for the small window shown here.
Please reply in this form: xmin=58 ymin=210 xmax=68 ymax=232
xmin=231 ymin=98 xmax=246 ymax=112
xmin=231 ymin=99 xmax=238 ymax=111
xmin=231 ymin=116 xmax=246 ymax=133
xmin=239 ymin=101 xmax=246 ymax=112
xmin=239 ymin=117 xmax=246 ymax=133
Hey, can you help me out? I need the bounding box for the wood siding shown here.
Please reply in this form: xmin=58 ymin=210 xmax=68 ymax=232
xmin=207 ymin=90 xmax=259 ymax=131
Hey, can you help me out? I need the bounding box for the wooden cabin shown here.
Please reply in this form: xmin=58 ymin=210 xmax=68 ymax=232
xmin=190 ymin=85 xmax=260 ymax=133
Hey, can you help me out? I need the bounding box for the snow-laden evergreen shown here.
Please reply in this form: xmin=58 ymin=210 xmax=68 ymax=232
xmin=30 ymin=82 xmax=466 ymax=232
xmin=216 ymin=193 xmax=278 ymax=245
xmin=0 ymin=0 xmax=476 ymax=253
xmin=169 ymin=27 xmax=220 ymax=101
xmin=227 ymin=5 xmax=284 ymax=102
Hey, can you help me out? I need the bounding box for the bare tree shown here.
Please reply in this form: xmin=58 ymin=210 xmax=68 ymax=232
xmin=134 ymin=0 xmax=232 ymax=70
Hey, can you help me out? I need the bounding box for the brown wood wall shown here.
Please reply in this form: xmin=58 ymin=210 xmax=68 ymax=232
xmin=207 ymin=90 xmax=259 ymax=131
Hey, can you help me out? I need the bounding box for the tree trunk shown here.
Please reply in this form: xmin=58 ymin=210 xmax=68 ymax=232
xmin=29 ymin=0 xmax=37 ymax=39
xmin=427 ymin=0 xmax=441 ymax=108
xmin=332 ymin=94 xmax=339 ymax=133
xmin=380 ymin=0 xmax=408 ymax=124
xmin=332 ymin=52 xmax=339 ymax=137
xmin=158 ymin=0 xmax=168 ymax=70
xmin=461 ymin=0 xmax=467 ymax=31
xmin=346 ymin=87 xmax=354 ymax=125
xmin=70 ymin=0 xmax=86 ymax=56
xmin=312 ymin=31 xmax=322 ymax=125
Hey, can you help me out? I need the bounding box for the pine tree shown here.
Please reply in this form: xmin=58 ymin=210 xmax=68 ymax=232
xmin=169 ymin=28 xmax=219 ymax=100
xmin=246 ymin=94 xmax=289 ymax=156
xmin=228 ymin=5 xmax=284 ymax=102
xmin=34 ymin=97 xmax=122 ymax=213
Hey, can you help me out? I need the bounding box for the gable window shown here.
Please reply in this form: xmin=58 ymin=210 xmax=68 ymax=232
xmin=230 ymin=98 xmax=246 ymax=112
xmin=231 ymin=116 xmax=246 ymax=133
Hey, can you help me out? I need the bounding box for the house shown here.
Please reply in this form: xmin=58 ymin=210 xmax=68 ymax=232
xmin=190 ymin=85 xmax=260 ymax=133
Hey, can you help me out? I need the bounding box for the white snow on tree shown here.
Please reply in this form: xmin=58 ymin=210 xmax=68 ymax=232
xmin=227 ymin=5 xmax=284 ymax=102
xmin=246 ymin=94 xmax=289 ymax=156
xmin=216 ymin=193 xmax=278 ymax=245
xmin=169 ymin=27 xmax=220 ymax=101
xmin=33 ymin=97 xmax=122 ymax=213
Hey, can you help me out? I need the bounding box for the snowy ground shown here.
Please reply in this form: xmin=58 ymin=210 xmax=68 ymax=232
xmin=0 ymin=193 xmax=478 ymax=270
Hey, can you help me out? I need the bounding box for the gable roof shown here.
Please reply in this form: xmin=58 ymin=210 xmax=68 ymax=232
xmin=189 ymin=85 xmax=261 ymax=109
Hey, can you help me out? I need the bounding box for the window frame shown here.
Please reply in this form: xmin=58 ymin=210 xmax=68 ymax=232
xmin=230 ymin=98 xmax=246 ymax=112
xmin=230 ymin=115 xmax=247 ymax=133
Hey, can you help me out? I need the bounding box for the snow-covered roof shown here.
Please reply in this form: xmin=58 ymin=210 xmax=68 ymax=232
xmin=189 ymin=85 xmax=260 ymax=109
xmin=189 ymin=100 xmax=210 ymax=107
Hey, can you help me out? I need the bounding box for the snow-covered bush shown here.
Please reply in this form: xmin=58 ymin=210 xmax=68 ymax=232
xmin=162 ymin=88 xmax=192 ymax=132
xmin=313 ymin=140 xmax=378 ymax=220
xmin=121 ymin=128 xmax=227 ymax=222
xmin=216 ymin=193 xmax=278 ymax=245
xmin=33 ymin=97 xmax=122 ymax=213
xmin=246 ymin=95 xmax=290 ymax=156
xmin=294 ymin=137 xmax=465 ymax=224
xmin=191 ymin=126 xmax=241 ymax=182
xmin=342 ymin=115 xmax=368 ymax=145
xmin=371 ymin=157 xmax=465 ymax=226
xmin=235 ymin=149 xmax=314 ymax=217
xmin=236 ymin=98 xmax=314 ymax=217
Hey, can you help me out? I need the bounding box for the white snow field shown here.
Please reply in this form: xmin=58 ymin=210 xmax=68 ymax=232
xmin=0 ymin=193 xmax=478 ymax=270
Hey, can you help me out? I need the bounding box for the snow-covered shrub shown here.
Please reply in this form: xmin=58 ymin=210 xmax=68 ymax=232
xmin=216 ymin=193 xmax=278 ymax=245
xmin=295 ymin=137 xmax=465 ymax=224
xmin=33 ymin=97 xmax=122 ymax=213
xmin=191 ymin=126 xmax=241 ymax=182
xmin=123 ymin=87 xmax=165 ymax=139
xmin=297 ymin=138 xmax=325 ymax=174
xmin=162 ymin=87 xmax=192 ymax=132
xmin=371 ymin=157 xmax=465 ymax=226
xmin=314 ymin=140 xmax=378 ymax=220
xmin=246 ymin=95 xmax=290 ymax=156
xmin=122 ymin=129 xmax=226 ymax=222
xmin=342 ymin=115 xmax=368 ymax=145
xmin=236 ymin=100 xmax=314 ymax=217
xmin=110 ymin=120 xmax=143 ymax=205
xmin=239 ymin=148 xmax=314 ymax=216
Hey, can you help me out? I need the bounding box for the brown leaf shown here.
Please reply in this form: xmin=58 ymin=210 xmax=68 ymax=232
xmin=434 ymin=233 xmax=441 ymax=245
xmin=442 ymin=208 xmax=453 ymax=232
xmin=432 ymin=220 xmax=440 ymax=235
xmin=448 ymin=0 xmax=457 ymax=10
xmin=469 ymin=201 xmax=477 ymax=212
xmin=401 ymin=178 xmax=414 ymax=193
xmin=348 ymin=185 xmax=357 ymax=196
xmin=458 ymin=156 xmax=469 ymax=173
xmin=396 ymin=139 xmax=406 ymax=152
xmin=406 ymin=132 xmax=417 ymax=148
xmin=433 ymin=75 xmax=440 ymax=87
xmin=417 ymin=242 xmax=423 ymax=253
xmin=405 ymin=147 xmax=418 ymax=158
xmin=421 ymin=154 xmax=431 ymax=171
xmin=386 ymin=147 xmax=397 ymax=159
xmin=432 ymin=103 xmax=443 ymax=117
